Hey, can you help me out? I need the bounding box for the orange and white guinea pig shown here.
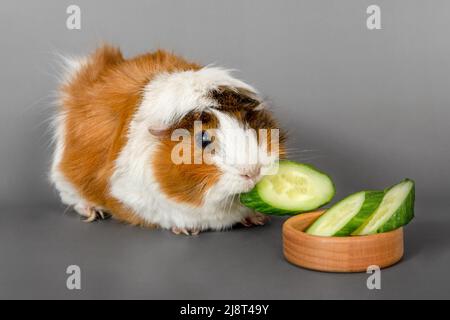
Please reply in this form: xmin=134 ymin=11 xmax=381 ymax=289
xmin=50 ymin=44 xmax=285 ymax=235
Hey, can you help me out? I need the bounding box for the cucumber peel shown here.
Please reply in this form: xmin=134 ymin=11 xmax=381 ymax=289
xmin=240 ymin=161 xmax=335 ymax=216
xmin=306 ymin=190 xmax=384 ymax=236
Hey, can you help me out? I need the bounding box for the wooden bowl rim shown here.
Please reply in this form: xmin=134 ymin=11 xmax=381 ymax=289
xmin=283 ymin=210 xmax=403 ymax=242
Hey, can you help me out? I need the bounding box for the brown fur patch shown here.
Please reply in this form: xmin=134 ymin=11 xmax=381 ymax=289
xmin=211 ymin=86 xmax=260 ymax=112
xmin=58 ymin=45 xmax=201 ymax=226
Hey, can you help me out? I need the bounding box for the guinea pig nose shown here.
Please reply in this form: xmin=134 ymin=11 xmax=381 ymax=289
xmin=240 ymin=166 xmax=262 ymax=181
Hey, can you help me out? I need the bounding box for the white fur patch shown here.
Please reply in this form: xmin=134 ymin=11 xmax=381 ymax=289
xmin=209 ymin=111 xmax=277 ymax=196
xmin=139 ymin=67 xmax=258 ymax=128
xmin=57 ymin=54 xmax=88 ymax=85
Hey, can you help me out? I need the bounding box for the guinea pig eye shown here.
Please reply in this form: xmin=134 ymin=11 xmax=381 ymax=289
xmin=195 ymin=130 xmax=212 ymax=149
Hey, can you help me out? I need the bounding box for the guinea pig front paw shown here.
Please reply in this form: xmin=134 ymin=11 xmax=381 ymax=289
xmin=240 ymin=212 xmax=270 ymax=227
xmin=79 ymin=205 xmax=111 ymax=223
xmin=171 ymin=227 xmax=201 ymax=236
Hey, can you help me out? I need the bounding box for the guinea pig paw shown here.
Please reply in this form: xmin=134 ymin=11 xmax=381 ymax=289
xmin=82 ymin=206 xmax=110 ymax=223
xmin=241 ymin=212 xmax=270 ymax=227
xmin=171 ymin=227 xmax=201 ymax=236
xmin=95 ymin=209 xmax=111 ymax=220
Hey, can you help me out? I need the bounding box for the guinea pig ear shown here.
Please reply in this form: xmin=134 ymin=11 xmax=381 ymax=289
xmin=148 ymin=125 xmax=171 ymax=139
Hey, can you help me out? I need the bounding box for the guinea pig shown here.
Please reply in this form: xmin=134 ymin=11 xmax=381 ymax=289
xmin=50 ymin=44 xmax=286 ymax=235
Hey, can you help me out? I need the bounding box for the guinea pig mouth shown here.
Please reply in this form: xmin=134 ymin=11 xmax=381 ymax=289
xmin=239 ymin=178 xmax=258 ymax=193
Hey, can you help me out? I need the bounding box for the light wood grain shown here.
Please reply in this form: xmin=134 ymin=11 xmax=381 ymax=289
xmin=282 ymin=210 xmax=404 ymax=273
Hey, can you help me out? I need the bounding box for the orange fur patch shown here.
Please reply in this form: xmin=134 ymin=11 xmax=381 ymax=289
xmin=58 ymin=45 xmax=200 ymax=226
xmin=151 ymin=112 xmax=221 ymax=206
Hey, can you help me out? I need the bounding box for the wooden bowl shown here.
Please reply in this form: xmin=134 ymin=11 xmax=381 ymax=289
xmin=282 ymin=210 xmax=404 ymax=273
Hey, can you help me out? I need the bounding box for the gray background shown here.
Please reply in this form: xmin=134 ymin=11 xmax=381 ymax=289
xmin=0 ymin=0 xmax=449 ymax=299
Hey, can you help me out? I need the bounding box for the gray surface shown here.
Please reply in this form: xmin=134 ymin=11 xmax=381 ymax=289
xmin=0 ymin=0 xmax=449 ymax=299
xmin=1 ymin=201 xmax=449 ymax=299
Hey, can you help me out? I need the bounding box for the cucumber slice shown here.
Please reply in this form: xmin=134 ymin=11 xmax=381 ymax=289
xmin=240 ymin=161 xmax=335 ymax=215
xmin=353 ymin=179 xmax=415 ymax=235
xmin=306 ymin=190 xmax=384 ymax=237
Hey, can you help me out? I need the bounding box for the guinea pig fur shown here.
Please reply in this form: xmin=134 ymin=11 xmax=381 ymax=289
xmin=50 ymin=45 xmax=285 ymax=235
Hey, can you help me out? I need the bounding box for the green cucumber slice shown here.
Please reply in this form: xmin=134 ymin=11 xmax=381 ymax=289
xmin=239 ymin=161 xmax=335 ymax=215
xmin=353 ymin=179 xmax=415 ymax=235
xmin=306 ymin=190 xmax=384 ymax=237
